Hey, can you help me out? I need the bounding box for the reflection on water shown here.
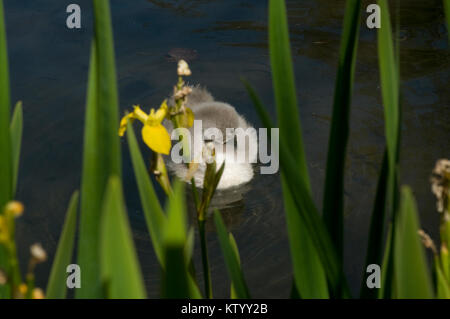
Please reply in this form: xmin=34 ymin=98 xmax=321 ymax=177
xmin=4 ymin=0 xmax=449 ymax=297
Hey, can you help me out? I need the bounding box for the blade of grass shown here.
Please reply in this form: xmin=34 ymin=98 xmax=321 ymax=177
xmin=229 ymin=233 xmax=241 ymax=299
xmin=378 ymin=0 xmax=400 ymax=208
xmin=188 ymin=274 xmax=203 ymax=299
xmin=283 ymin=177 xmax=329 ymax=298
xmin=376 ymin=0 xmax=402 ymax=298
xmin=100 ymin=176 xmax=146 ymax=299
xmin=269 ymin=0 xmax=310 ymax=191
xmin=242 ymin=79 xmax=273 ymax=129
xmin=379 ymin=180 xmax=401 ymax=299
xmin=76 ymin=45 xmax=103 ymax=298
xmin=10 ymin=101 xmax=22 ymax=196
xmin=214 ymin=210 xmax=250 ymax=299
xmin=323 ymin=0 xmax=361 ymax=260
xmin=243 ymin=81 xmax=349 ymax=297
xmin=378 ymin=224 xmax=393 ymax=298
xmin=278 ymin=118 xmax=351 ymax=297
xmin=0 ymin=0 xmax=12 ymax=209
xmin=161 ymin=181 xmax=191 ymax=298
xmin=0 ymin=0 xmax=11 ymax=298
xmin=269 ymin=0 xmax=350 ymax=295
xmin=92 ymin=0 xmax=121 ymax=180
xmin=46 ymin=191 xmax=79 ymax=299
xmin=245 ymin=79 xmax=330 ymax=297
xmin=360 ymin=150 xmax=388 ymax=298
xmin=126 ymin=122 xmax=166 ymax=265
xmin=435 ymin=255 xmax=450 ymax=298
xmin=162 ymin=246 xmax=190 ymax=298
xmin=393 ymin=186 xmax=433 ymax=298
xmin=77 ymin=0 xmax=121 ymax=298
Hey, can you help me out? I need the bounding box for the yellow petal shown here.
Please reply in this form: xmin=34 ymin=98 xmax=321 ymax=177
xmin=142 ymin=124 xmax=171 ymax=155
xmin=159 ymin=99 xmax=169 ymax=114
xmin=119 ymin=113 xmax=134 ymax=137
xmin=119 ymin=106 xmax=149 ymax=136
xmin=147 ymin=102 xmax=168 ymax=126
xmin=132 ymin=105 xmax=149 ymax=122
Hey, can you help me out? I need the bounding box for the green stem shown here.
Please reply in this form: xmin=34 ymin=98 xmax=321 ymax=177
xmin=198 ymin=219 xmax=212 ymax=298
xmin=191 ymin=178 xmax=200 ymax=211
xmin=25 ymin=273 xmax=34 ymax=299
xmin=5 ymin=215 xmax=21 ymax=298
xmin=7 ymin=241 xmax=20 ymax=298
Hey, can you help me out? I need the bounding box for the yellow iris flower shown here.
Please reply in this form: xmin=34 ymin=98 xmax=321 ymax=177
xmin=119 ymin=101 xmax=172 ymax=155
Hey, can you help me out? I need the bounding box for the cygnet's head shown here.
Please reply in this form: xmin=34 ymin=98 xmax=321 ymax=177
xmin=164 ymin=86 xmax=258 ymax=189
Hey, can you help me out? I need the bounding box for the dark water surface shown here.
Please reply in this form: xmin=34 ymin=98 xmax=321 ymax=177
xmin=4 ymin=0 xmax=449 ymax=298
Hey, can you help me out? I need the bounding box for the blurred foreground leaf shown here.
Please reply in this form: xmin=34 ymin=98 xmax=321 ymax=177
xmin=0 ymin=0 xmax=11 ymax=298
xmin=229 ymin=233 xmax=242 ymax=299
xmin=361 ymin=151 xmax=388 ymax=298
xmin=46 ymin=191 xmax=79 ymax=299
xmin=77 ymin=0 xmax=121 ymax=298
xmin=244 ymin=81 xmax=347 ymax=297
xmin=214 ymin=210 xmax=250 ymax=299
xmin=268 ymin=0 xmax=310 ymax=189
xmin=100 ymin=177 xmax=146 ymax=299
xmin=0 ymin=0 xmax=11 ymax=208
xmin=376 ymin=0 xmax=402 ymax=298
xmin=127 ymin=123 xmax=166 ymax=265
xmin=252 ymin=0 xmax=351 ymax=297
xmin=435 ymin=255 xmax=450 ymax=298
xmin=161 ymin=181 xmax=191 ymax=298
xmin=323 ymin=0 xmax=361 ymax=260
xmin=283 ymin=177 xmax=328 ymax=298
xmin=393 ymin=187 xmax=433 ymax=299
xmin=10 ymin=101 xmax=22 ymax=196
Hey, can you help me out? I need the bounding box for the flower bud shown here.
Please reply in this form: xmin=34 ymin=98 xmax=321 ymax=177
xmin=30 ymin=243 xmax=47 ymax=263
xmin=5 ymin=201 xmax=24 ymax=217
xmin=177 ymin=59 xmax=191 ymax=76
xmin=33 ymin=288 xmax=45 ymax=299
